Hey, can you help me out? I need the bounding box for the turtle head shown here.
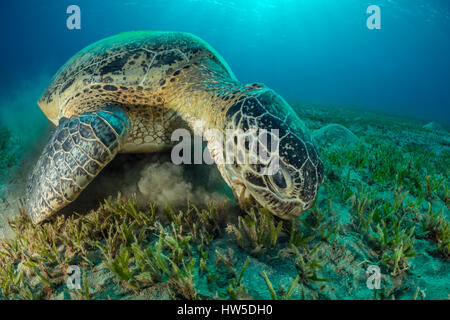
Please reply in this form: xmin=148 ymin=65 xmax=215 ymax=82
xmin=222 ymin=86 xmax=324 ymax=219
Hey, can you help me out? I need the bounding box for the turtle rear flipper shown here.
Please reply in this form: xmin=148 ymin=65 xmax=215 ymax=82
xmin=26 ymin=107 xmax=130 ymax=224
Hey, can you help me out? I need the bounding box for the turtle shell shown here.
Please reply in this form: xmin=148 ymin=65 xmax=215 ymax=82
xmin=38 ymin=31 xmax=235 ymax=123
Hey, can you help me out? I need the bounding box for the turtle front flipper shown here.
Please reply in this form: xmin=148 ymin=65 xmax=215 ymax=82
xmin=26 ymin=107 xmax=130 ymax=224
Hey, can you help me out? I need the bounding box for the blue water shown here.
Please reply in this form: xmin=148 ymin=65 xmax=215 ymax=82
xmin=0 ymin=0 xmax=449 ymax=123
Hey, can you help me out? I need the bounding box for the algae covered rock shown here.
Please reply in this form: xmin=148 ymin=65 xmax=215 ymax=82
xmin=312 ymin=123 xmax=359 ymax=149
xmin=423 ymin=121 xmax=447 ymax=133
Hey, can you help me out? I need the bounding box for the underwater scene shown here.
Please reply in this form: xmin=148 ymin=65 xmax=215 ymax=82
xmin=0 ymin=0 xmax=449 ymax=302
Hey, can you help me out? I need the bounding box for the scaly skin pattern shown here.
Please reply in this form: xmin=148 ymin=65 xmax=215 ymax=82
xmin=29 ymin=31 xmax=323 ymax=224
xmin=26 ymin=108 xmax=129 ymax=224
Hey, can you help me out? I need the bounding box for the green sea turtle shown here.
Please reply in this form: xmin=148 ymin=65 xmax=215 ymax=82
xmin=26 ymin=31 xmax=324 ymax=224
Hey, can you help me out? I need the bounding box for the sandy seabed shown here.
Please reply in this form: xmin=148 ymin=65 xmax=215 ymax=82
xmin=0 ymin=86 xmax=448 ymax=299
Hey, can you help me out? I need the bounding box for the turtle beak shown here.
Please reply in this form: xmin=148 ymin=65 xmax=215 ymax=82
xmin=232 ymin=183 xmax=257 ymax=211
xmin=286 ymin=206 xmax=302 ymax=219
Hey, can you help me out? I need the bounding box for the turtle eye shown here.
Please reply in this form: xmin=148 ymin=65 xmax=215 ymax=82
xmin=271 ymin=169 xmax=287 ymax=189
